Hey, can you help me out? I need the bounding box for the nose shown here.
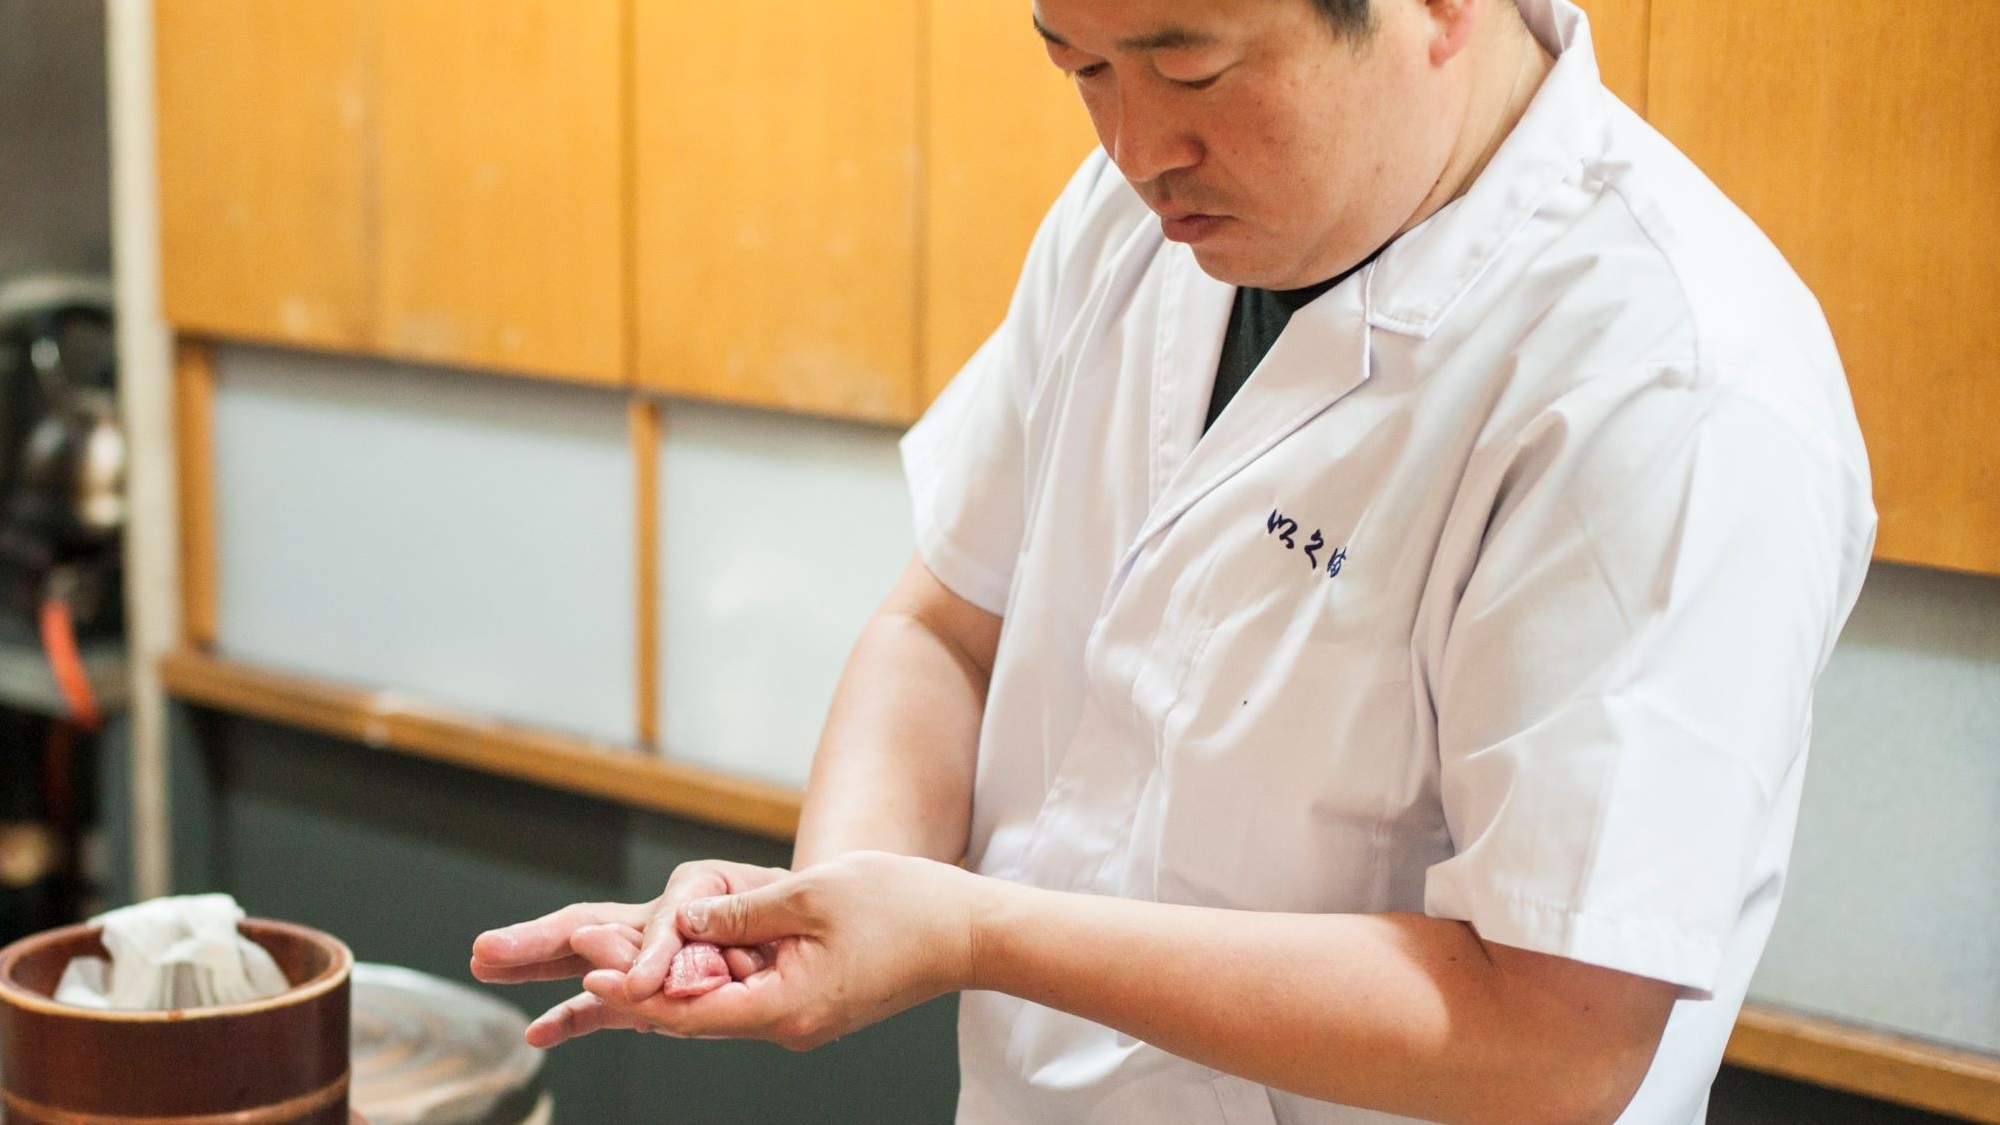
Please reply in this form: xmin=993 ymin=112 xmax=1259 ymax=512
xmin=1097 ymin=82 xmax=1202 ymax=187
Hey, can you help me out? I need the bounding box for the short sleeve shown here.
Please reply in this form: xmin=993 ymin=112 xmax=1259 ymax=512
xmin=1422 ymin=370 xmax=1876 ymax=992
xmin=901 ymin=153 xmax=1114 ymax=616
xmin=901 ymin=329 xmax=1031 ymax=615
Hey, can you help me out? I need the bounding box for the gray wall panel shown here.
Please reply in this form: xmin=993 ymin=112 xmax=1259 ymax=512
xmin=658 ymin=402 xmax=912 ymax=785
xmin=212 ymin=346 xmax=638 ymax=744
xmin=1754 ymin=562 xmax=2000 ymax=1051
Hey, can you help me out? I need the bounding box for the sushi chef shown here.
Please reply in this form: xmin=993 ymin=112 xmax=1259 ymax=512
xmin=474 ymin=0 xmax=1877 ymax=1120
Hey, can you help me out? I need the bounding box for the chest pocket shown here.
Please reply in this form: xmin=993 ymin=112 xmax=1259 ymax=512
xmin=1146 ymin=621 xmax=1444 ymax=916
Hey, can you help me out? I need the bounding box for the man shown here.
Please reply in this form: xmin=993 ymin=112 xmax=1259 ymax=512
xmin=473 ymin=0 xmax=1876 ymax=1120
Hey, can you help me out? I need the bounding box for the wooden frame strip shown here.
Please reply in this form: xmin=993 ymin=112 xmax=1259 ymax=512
xmin=173 ymin=338 xmax=218 ymax=649
xmin=158 ymin=649 xmax=801 ymax=840
xmin=1726 ymin=1002 xmax=2000 ymax=1123
xmin=631 ymin=396 xmax=661 ymax=746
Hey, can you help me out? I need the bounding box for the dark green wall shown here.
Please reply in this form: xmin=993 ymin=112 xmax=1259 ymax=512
xmin=164 ymin=706 xmax=958 ymax=1124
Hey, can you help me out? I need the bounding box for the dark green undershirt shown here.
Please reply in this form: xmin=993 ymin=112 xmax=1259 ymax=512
xmin=1204 ymin=253 xmax=1378 ymax=433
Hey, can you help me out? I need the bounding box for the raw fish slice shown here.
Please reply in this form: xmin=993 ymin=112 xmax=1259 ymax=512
xmin=663 ymin=942 xmax=730 ymax=998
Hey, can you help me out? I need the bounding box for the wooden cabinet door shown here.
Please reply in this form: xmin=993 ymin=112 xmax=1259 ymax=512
xmin=374 ymin=0 xmax=625 ymax=384
xmin=924 ymin=1 xmax=1099 ymax=405
xmin=634 ymin=0 xmax=921 ymax=423
xmin=1576 ymin=0 xmax=1649 ymax=114
xmin=1650 ymin=0 xmax=2000 ymax=575
xmin=156 ymin=1 xmax=371 ymax=349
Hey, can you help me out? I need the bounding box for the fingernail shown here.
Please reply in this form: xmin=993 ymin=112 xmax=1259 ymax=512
xmin=684 ymin=898 xmax=716 ymax=934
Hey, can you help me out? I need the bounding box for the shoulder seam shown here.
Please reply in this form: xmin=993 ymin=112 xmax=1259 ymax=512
xmin=1602 ymin=178 xmax=1704 ymax=371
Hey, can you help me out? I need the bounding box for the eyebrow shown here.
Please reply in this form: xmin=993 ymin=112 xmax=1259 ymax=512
xmin=1032 ymin=15 xmax=1221 ymax=53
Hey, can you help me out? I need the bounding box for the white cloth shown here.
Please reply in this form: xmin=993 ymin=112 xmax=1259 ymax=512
xmin=55 ymin=894 xmax=290 ymax=1011
xmin=899 ymin=1 xmax=1877 ymax=1122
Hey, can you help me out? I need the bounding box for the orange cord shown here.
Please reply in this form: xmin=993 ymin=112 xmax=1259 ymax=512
xmin=40 ymin=596 xmax=100 ymax=731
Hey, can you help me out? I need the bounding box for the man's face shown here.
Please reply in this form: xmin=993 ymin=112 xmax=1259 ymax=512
xmin=1034 ymin=0 xmax=1465 ymax=290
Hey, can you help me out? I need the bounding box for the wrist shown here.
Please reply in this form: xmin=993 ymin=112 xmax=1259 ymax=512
xmin=957 ymin=866 xmax=1012 ymax=995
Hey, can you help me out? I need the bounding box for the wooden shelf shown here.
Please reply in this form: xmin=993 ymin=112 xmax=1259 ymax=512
xmin=1728 ymin=1002 xmax=2000 ymax=1123
xmin=158 ymin=649 xmax=802 ymax=841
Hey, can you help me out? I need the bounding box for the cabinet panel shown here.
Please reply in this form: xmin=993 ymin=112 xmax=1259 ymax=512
xmin=924 ymin=1 xmax=1098 ymax=403
xmin=1576 ymin=0 xmax=1648 ymax=114
xmin=375 ymin=0 xmax=625 ymax=384
xmin=1650 ymin=1 xmax=2000 ymax=575
xmin=156 ymin=0 xmax=371 ymax=348
xmin=634 ymin=0 xmax=920 ymax=423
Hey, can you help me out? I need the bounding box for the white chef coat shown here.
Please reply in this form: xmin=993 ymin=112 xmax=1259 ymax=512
xmin=899 ymin=1 xmax=1878 ymax=1121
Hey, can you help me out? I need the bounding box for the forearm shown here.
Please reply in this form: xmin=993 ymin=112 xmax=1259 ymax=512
xmin=793 ymin=609 xmax=986 ymax=868
xmin=969 ymin=881 xmax=1667 ymax=1125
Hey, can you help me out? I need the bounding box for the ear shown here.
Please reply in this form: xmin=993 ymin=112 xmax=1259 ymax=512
xmin=1423 ymin=0 xmax=1481 ymax=66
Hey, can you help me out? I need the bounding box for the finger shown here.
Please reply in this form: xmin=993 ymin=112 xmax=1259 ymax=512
xmin=680 ymin=882 xmax=806 ymax=948
xmin=626 ymin=917 xmax=686 ymax=1002
xmin=601 ymin=922 xmax=645 ymax=945
xmin=629 ymin=888 xmax=719 ymax=1000
xmin=663 ymin=942 xmax=731 ymax=998
xmin=474 ymin=902 xmax=652 ymax=968
xmin=570 ymin=924 xmax=642 ymax=972
xmin=631 ymin=861 xmax=791 ymax=1000
xmin=470 ymin=952 xmax=600 ymax=985
xmin=663 ymin=859 xmax=791 ymax=899
xmin=721 ymin=944 xmax=771 ymax=980
xmin=525 ymin=991 xmax=651 ymax=1049
xmin=628 ymin=881 xmax=725 ymax=1000
xmin=582 ymin=968 xmax=654 ymax=1025
xmin=584 ymin=959 xmax=796 ymax=1041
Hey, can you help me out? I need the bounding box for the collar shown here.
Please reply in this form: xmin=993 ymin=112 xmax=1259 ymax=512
xmin=1363 ymin=0 xmax=1606 ymax=339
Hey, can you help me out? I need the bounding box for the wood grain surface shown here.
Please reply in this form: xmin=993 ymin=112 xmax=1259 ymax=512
xmin=373 ymin=0 xmax=626 ymax=384
xmin=155 ymin=0 xmax=373 ymax=349
xmin=158 ymin=649 xmax=803 ymax=841
xmin=0 ymin=921 xmax=351 ymax=1121
xmin=1649 ymin=0 xmax=2000 ymax=576
xmin=923 ymin=0 xmax=1099 ymax=405
xmin=172 ymin=339 xmax=217 ymax=650
xmin=633 ymin=0 xmax=922 ymax=423
xmin=631 ymin=396 xmax=661 ymax=746
xmin=1577 ymin=0 xmax=1650 ymax=115
xmin=1729 ymin=1003 xmax=2000 ymax=1123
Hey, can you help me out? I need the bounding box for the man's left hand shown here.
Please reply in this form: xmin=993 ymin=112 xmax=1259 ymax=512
xmin=577 ymin=851 xmax=980 ymax=1050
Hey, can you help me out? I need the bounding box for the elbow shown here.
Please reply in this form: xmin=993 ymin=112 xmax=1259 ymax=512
xmin=1487 ymin=1094 xmax=1628 ymax=1125
xmin=1514 ymin=1058 xmax=1651 ymax=1125
xmin=1468 ymin=940 xmax=1676 ymax=1125
xmin=1470 ymin=1028 xmax=1655 ymax=1125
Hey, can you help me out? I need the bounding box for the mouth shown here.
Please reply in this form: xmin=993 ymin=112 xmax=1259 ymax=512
xmin=1158 ymin=211 xmax=1229 ymax=244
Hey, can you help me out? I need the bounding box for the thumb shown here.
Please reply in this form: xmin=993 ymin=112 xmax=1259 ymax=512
xmin=679 ymin=882 xmax=804 ymax=947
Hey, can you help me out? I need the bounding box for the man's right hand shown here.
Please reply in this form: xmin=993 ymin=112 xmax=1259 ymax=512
xmin=470 ymin=858 xmax=789 ymax=1047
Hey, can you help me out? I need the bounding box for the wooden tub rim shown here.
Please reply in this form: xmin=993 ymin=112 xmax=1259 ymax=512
xmin=0 ymin=918 xmax=353 ymax=1023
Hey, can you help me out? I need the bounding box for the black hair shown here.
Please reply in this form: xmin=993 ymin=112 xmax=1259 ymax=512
xmin=1309 ymin=0 xmax=1376 ymax=38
